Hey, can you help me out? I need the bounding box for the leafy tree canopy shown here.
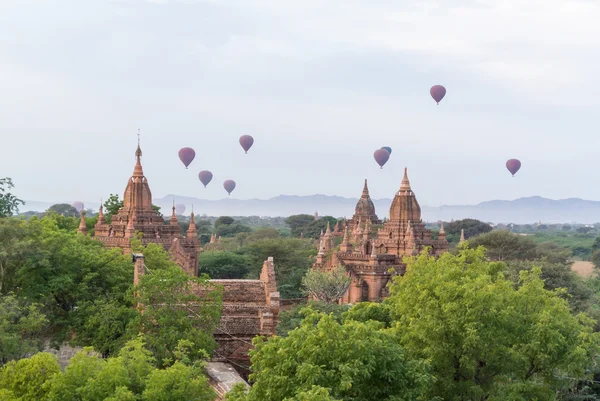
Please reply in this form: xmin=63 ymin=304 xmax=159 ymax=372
xmin=387 ymin=247 xmax=599 ymax=400
xmin=228 ymin=310 xmax=429 ymax=401
xmin=0 ymin=178 xmax=24 ymax=218
xmin=198 ymin=251 xmax=250 ymax=279
xmin=0 ymin=294 xmax=48 ymax=366
xmin=445 ymin=218 xmax=492 ymax=240
xmin=1 ymin=337 xmax=216 ymax=401
xmin=241 ymin=238 xmax=316 ymax=299
xmin=46 ymin=203 xmax=79 ymax=218
xmin=302 ymin=266 xmax=351 ymax=304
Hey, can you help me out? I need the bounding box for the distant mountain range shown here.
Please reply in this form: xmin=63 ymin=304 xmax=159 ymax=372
xmin=19 ymin=195 xmax=600 ymax=224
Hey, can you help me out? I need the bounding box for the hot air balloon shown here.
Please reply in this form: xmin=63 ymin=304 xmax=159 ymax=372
xmin=223 ymin=180 xmax=236 ymax=195
xmin=381 ymin=146 xmax=392 ymax=155
xmin=239 ymin=135 xmax=254 ymax=154
xmin=506 ymin=159 xmax=521 ymax=177
xmin=175 ymin=204 xmax=186 ymax=215
xmin=178 ymin=147 xmax=195 ymax=169
xmin=72 ymin=201 xmax=84 ymax=213
xmin=430 ymin=85 xmax=446 ymax=105
xmin=373 ymin=149 xmax=390 ymax=169
xmin=198 ymin=170 xmax=213 ymax=188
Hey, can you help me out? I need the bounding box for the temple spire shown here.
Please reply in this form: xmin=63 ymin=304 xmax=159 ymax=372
xmin=459 ymin=229 xmax=465 ymax=243
xmin=362 ymin=179 xmax=370 ymax=197
xmin=325 ymin=221 xmax=331 ymax=236
xmin=97 ymin=200 xmax=105 ymax=225
xmin=133 ymin=131 xmax=144 ymax=177
xmin=77 ymin=208 xmax=88 ymax=235
xmin=187 ymin=207 xmax=197 ymax=238
xmin=400 ymin=167 xmax=411 ymax=192
xmin=170 ymin=200 xmax=178 ymax=225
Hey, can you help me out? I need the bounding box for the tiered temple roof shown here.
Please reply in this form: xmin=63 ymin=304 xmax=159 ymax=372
xmin=313 ymin=168 xmax=448 ymax=303
xmin=89 ymin=142 xmax=201 ymax=276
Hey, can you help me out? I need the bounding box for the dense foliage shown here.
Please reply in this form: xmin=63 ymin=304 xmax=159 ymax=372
xmin=0 ymin=178 xmax=24 ymax=218
xmin=227 ymin=311 xmax=429 ymax=401
xmin=388 ymin=247 xmax=599 ymax=400
xmin=0 ymin=337 xmax=215 ymax=401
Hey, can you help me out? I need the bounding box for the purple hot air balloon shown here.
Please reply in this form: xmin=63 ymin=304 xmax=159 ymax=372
xmin=72 ymin=201 xmax=84 ymax=213
xmin=430 ymin=85 xmax=446 ymax=105
xmin=373 ymin=148 xmax=390 ymax=169
xmin=178 ymin=147 xmax=196 ymax=169
xmin=506 ymin=159 xmax=522 ymax=177
xmin=198 ymin=170 xmax=213 ymax=188
xmin=175 ymin=204 xmax=186 ymax=215
xmin=223 ymin=180 xmax=236 ymax=195
xmin=239 ymin=135 xmax=254 ymax=154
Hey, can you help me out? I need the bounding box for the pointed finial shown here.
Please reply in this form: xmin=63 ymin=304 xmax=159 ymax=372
xmin=325 ymin=221 xmax=331 ymax=235
xmin=362 ymin=179 xmax=369 ymax=197
xmin=439 ymin=221 xmax=445 ymax=235
xmin=400 ymin=167 xmax=411 ymax=192
xmin=77 ymin=208 xmax=88 ymax=234
xmin=459 ymin=229 xmax=465 ymax=243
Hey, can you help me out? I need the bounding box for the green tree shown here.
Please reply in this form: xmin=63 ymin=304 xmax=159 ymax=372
xmin=504 ymin=259 xmax=595 ymax=313
xmin=141 ymin=360 xmax=215 ymax=401
xmin=104 ymin=194 xmax=124 ymax=223
xmin=46 ymin=203 xmax=80 ymax=217
xmin=0 ymin=294 xmax=48 ymax=365
xmin=342 ymin=301 xmax=393 ymax=328
xmin=285 ymin=214 xmax=316 ymax=237
xmin=0 ymin=218 xmax=33 ymax=293
xmin=0 ymin=352 xmax=60 ymax=400
xmin=228 ymin=311 xmax=429 ymax=401
xmin=469 ymin=230 xmax=569 ymax=263
xmin=245 ymin=227 xmax=280 ymax=243
xmin=241 ymin=238 xmax=315 ymax=298
xmin=299 ymin=216 xmax=339 ymax=239
xmin=388 ymin=248 xmax=599 ymax=400
xmin=47 ymin=338 xmax=216 ymax=401
xmin=132 ymin=265 xmax=223 ymax=368
xmin=198 ymin=251 xmax=250 ymax=279
xmin=276 ymin=301 xmax=350 ymax=337
xmin=9 ymin=216 xmax=133 ymax=346
xmin=0 ymin=178 xmax=24 ymax=218
xmin=302 ymin=266 xmax=351 ymax=303
xmin=445 ymin=218 xmax=492 ymax=241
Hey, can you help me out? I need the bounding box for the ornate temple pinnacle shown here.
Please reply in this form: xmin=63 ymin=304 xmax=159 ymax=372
xmin=362 ymin=179 xmax=369 ymax=197
xmin=400 ymin=167 xmax=411 ymax=192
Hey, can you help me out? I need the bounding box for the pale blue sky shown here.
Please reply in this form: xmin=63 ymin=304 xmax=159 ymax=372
xmin=1 ymin=0 xmax=599 ymax=206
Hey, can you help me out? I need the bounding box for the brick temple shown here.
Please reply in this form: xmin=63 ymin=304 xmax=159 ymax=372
xmin=78 ymin=142 xmax=279 ymax=371
xmin=80 ymin=143 xmax=201 ymax=276
xmin=312 ymin=168 xmax=448 ymax=303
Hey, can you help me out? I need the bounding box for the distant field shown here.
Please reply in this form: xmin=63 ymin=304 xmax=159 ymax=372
xmin=572 ymin=261 xmax=595 ymax=278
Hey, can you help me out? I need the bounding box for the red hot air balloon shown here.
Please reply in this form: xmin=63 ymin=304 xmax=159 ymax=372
xmin=239 ymin=135 xmax=254 ymax=154
xmin=72 ymin=201 xmax=84 ymax=213
xmin=178 ymin=147 xmax=195 ymax=169
xmin=223 ymin=180 xmax=236 ymax=195
xmin=430 ymin=85 xmax=446 ymax=105
xmin=198 ymin=170 xmax=213 ymax=188
xmin=175 ymin=204 xmax=186 ymax=215
xmin=506 ymin=159 xmax=522 ymax=177
xmin=373 ymin=148 xmax=390 ymax=169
